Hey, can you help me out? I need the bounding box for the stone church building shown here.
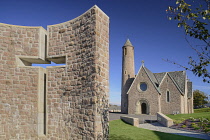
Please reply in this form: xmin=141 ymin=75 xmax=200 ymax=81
xmin=121 ymin=39 xmax=194 ymax=115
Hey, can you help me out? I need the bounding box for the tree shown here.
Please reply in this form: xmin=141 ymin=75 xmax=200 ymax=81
xmin=193 ymin=90 xmax=208 ymax=108
xmin=167 ymin=0 xmax=210 ymax=83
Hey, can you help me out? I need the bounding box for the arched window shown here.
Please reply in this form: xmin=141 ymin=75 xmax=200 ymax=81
xmin=166 ymin=91 xmax=170 ymax=102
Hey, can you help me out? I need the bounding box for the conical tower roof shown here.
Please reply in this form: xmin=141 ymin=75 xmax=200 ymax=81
xmin=124 ymin=39 xmax=133 ymax=46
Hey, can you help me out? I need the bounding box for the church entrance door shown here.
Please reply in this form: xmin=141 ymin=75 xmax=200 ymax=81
xmin=141 ymin=103 xmax=147 ymax=114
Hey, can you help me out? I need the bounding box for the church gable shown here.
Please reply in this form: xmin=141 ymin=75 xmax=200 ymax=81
xmin=158 ymin=72 xmax=185 ymax=95
xmin=127 ymin=66 xmax=160 ymax=95
xmin=159 ymin=73 xmax=183 ymax=114
xmin=127 ymin=65 xmax=160 ymax=114
xmin=159 ymin=73 xmax=183 ymax=94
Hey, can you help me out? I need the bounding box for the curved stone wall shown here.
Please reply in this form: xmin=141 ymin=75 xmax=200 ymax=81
xmin=0 ymin=5 xmax=109 ymax=139
xmin=47 ymin=5 xmax=109 ymax=139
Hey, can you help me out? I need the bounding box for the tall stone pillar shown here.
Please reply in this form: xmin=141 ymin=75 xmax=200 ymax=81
xmin=121 ymin=39 xmax=135 ymax=113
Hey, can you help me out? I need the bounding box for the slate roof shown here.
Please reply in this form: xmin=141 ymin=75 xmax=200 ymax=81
xmin=154 ymin=72 xmax=166 ymax=84
xmin=144 ymin=67 xmax=159 ymax=87
xmin=168 ymin=71 xmax=186 ymax=93
xmin=143 ymin=66 xmax=187 ymax=94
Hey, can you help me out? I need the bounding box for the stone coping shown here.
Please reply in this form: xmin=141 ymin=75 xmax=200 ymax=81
xmin=157 ymin=112 xmax=173 ymax=127
xmin=48 ymin=5 xmax=109 ymax=27
xmin=120 ymin=116 xmax=139 ymax=127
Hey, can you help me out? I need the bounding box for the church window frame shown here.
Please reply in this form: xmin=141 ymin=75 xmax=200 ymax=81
xmin=166 ymin=90 xmax=170 ymax=102
xmin=137 ymin=82 xmax=148 ymax=92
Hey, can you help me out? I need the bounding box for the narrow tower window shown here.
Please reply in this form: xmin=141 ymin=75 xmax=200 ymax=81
xmin=45 ymin=35 xmax=47 ymax=58
xmin=44 ymin=73 xmax=47 ymax=135
xmin=124 ymin=48 xmax=127 ymax=55
xmin=166 ymin=91 xmax=170 ymax=102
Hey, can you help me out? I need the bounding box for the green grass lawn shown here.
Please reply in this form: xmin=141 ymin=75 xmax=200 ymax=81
xmin=167 ymin=109 xmax=210 ymax=121
xmin=109 ymin=120 xmax=202 ymax=140
xmin=194 ymin=108 xmax=210 ymax=113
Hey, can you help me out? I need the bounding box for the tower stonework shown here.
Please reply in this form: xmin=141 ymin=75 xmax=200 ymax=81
xmin=0 ymin=5 xmax=109 ymax=140
xmin=121 ymin=39 xmax=135 ymax=113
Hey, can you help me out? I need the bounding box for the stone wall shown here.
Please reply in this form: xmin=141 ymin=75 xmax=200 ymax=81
xmin=0 ymin=5 xmax=109 ymax=140
xmin=47 ymin=5 xmax=109 ymax=139
xmin=159 ymin=73 xmax=182 ymax=115
xmin=187 ymin=81 xmax=194 ymax=114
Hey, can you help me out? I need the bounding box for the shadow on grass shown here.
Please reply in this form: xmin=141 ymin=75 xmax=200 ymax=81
xmin=152 ymin=131 xmax=203 ymax=140
xmin=109 ymin=134 xmax=133 ymax=140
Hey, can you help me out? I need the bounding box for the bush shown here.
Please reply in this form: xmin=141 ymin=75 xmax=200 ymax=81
xmin=194 ymin=127 xmax=200 ymax=130
xmin=189 ymin=117 xmax=196 ymax=122
xmin=191 ymin=123 xmax=196 ymax=126
xmin=204 ymin=128 xmax=210 ymax=133
xmin=174 ymin=120 xmax=182 ymax=125
xmin=194 ymin=126 xmax=200 ymax=130
xmin=182 ymin=125 xmax=187 ymax=128
xmin=191 ymin=124 xmax=196 ymax=128
xmin=191 ymin=124 xmax=200 ymax=130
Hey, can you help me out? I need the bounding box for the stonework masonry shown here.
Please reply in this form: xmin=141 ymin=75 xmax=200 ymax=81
xmin=0 ymin=5 xmax=109 ymax=140
xmin=121 ymin=40 xmax=135 ymax=114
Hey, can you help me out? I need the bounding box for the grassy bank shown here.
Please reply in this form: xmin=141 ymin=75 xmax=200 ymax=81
xmin=109 ymin=120 xmax=202 ymax=140
xmin=194 ymin=108 xmax=210 ymax=113
xmin=167 ymin=108 xmax=210 ymax=121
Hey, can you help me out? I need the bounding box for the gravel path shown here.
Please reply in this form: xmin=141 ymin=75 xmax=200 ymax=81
xmin=109 ymin=113 xmax=123 ymax=121
xmin=139 ymin=122 xmax=210 ymax=140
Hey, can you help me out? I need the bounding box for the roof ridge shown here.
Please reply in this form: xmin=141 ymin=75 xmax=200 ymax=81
xmin=154 ymin=70 xmax=184 ymax=74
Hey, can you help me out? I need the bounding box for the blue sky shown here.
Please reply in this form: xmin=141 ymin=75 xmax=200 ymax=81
xmin=1 ymin=0 xmax=209 ymax=105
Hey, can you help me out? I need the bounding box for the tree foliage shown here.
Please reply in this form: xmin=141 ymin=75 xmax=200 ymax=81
xmin=193 ymin=89 xmax=208 ymax=108
xmin=167 ymin=0 xmax=210 ymax=83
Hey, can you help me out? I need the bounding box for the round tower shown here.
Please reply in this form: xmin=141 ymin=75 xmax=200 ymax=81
xmin=121 ymin=39 xmax=135 ymax=113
